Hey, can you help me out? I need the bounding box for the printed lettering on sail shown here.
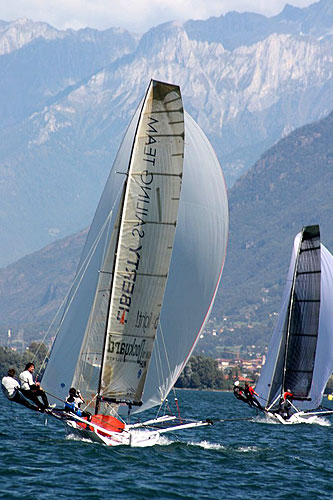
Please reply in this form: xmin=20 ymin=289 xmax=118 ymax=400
xmin=100 ymin=81 xmax=184 ymax=402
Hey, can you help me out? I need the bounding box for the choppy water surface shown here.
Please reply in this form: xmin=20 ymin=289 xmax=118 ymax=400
xmin=1 ymin=390 xmax=332 ymax=499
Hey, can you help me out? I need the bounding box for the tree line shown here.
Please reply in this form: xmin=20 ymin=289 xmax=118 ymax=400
xmin=0 ymin=343 xmax=48 ymax=379
xmin=1 ymin=346 xmax=332 ymax=394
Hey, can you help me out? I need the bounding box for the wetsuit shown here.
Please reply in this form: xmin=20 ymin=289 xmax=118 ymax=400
xmin=233 ymin=385 xmax=248 ymax=404
xmin=244 ymin=385 xmax=263 ymax=410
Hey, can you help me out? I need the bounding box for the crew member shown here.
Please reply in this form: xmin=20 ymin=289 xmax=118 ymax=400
xmin=19 ymin=362 xmax=50 ymax=411
xmin=280 ymin=388 xmax=293 ymax=418
xmin=1 ymin=368 xmax=40 ymax=411
xmin=233 ymin=381 xmax=248 ymax=404
xmin=244 ymin=382 xmax=263 ymax=410
xmin=65 ymin=387 xmax=91 ymax=420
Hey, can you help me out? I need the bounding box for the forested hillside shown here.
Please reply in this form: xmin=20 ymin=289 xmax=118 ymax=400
xmin=0 ymin=111 xmax=332 ymax=351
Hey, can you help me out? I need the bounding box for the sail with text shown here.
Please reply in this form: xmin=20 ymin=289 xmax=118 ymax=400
xmin=41 ymin=78 xmax=228 ymax=421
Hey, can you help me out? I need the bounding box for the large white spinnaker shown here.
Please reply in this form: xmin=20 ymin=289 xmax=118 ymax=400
xmin=138 ymin=113 xmax=228 ymax=412
xmin=256 ymin=229 xmax=333 ymax=411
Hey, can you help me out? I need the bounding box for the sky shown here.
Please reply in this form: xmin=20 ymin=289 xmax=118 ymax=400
xmin=0 ymin=0 xmax=318 ymax=33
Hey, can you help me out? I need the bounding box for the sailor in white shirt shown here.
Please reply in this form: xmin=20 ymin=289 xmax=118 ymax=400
xmin=2 ymin=368 xmax=39 ymax=411
xmin=19 ymin=362 xmax=50 ymax=411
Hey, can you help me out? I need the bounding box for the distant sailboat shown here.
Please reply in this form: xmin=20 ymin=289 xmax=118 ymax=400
xmin=39 ymin=79 xmax=228 ymax=445
xmin=255 ymin=225 xmax=333 ymax=424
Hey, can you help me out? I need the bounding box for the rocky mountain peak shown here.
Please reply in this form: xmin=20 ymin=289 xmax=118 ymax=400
xmin=0 ymin=18 xmax=63 ymax=55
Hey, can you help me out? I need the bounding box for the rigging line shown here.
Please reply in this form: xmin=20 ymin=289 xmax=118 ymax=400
xmin=159 ymin=322 xmax=178 ymax=402
xmin=35 ymin=207 xmax=117 ymax=379
xmin=153 ymin=330 xmax=167 ymax=419
xmin=213 ymin=417 xmax=254 ymax=423
xmin=35 ymin=183 xmax=125 ymax=376
xmin=76 ymin=189 xmax=125 ymax=391
xmin=43 ymin=390 xmax=67 ymax=404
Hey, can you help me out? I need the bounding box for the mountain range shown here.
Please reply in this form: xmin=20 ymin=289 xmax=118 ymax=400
xmin=0 ymin=0 xmax=332 ymax=267
xmin=0 ymin=109 xmax=331 ymax=350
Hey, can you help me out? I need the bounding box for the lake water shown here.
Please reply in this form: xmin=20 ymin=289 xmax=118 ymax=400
xmin=1 ymin=390 xmax=332 ymax=499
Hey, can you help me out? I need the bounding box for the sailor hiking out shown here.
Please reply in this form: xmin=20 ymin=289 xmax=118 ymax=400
xmin=233 ymin=381 xmax=264 ymax=410
xmin=1 ymin=368 xmax=41 ymax=411
xmin=233 ymin=381 xmax=248 ymax=404
xmin=19 ymin=362 xmax=51 ymax=412
xmin=244 ymin=382 xmax=263 ymax=410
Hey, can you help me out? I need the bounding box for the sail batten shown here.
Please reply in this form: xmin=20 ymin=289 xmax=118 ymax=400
xmin=256 ymin=224 xmax=333 ymax=411
xmin=97 ymin=80 xmax=184 ymax=405
xmin=282 ymin=226 xmax=321 ymax=399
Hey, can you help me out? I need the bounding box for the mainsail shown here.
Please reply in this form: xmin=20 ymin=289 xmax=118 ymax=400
xmin=96 ymin=81 xmax=184 ymax=406
xmin=256 ymin=225 xmax=333 ymax=411
xmin=41 ymin=79 xmax=228 ymax=416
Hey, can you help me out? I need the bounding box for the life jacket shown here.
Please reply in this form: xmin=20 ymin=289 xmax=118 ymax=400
xmin=65 ymin=399 xmax=82 ymax=416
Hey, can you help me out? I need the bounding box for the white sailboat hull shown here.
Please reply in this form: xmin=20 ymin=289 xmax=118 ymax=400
xmin=64 ymin=413 xmax=211 ymax=447
xmin=266 ymin=410 xmax=333 ymax=425
xmin=65 ymin=421 xmax=160 ymax=447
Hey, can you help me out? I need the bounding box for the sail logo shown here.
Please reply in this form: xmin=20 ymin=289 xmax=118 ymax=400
xmin=107 ymin=337 xmax=148 ymax=364
xmin=116 ymin=245 xmax=141 ymax=324
xmin=135 ymin=310 xmax=160 ymax=332
xmin=116 ymin=116 xmax=160 ymax=326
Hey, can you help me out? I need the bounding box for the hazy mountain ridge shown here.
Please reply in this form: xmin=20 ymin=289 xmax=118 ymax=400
xmin=0 ymin=17 xmax=138 ymax=56
xmin=0 ymin=111 xmax=331 ymax=349
xmin=0 ymin=0 xmax=332 ymax=267
xmin=184 ymin=0 xmax=333 ymax=49
xmin=0 ymin=18 xmax=138 ymax=126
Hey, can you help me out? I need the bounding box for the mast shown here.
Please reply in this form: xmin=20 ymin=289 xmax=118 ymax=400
xmin=94 ymin=187 xmax=127 ymax=415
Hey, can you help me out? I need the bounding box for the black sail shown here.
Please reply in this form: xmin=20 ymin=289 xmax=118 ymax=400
xmin=282 ymin=225 xmax=321 ymax=399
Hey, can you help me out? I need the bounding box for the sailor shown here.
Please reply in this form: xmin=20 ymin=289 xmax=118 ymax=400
xmin=244 ymin=382 xmax=263 ymax=410
xmin=19 ymin=362 xmax=50 ymax=412
xmin=1 ymin=368 xmax=41 ymax=411
xmin=65 ymin=387 xmax=91 ymax=421
xmin=280 ymin=389 xmax=293 ymax=418
xmin=233 ymin=381 xmax=248 ymax=403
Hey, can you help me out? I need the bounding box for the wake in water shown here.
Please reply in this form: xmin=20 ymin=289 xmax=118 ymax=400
xmin=187 ymin=440 xmax=225 ymax=450
xmin=65 ymin=431 xmax=174 ymax=447
xmin=253 ymin=414 xmax=331 ymax=426
xmin=236 ymin=445 xmax=262 ymax=453
xmin=66 ymin=433 xmax=92 ymax=444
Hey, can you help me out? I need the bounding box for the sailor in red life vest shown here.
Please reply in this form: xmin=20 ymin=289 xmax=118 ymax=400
xmin=283 ymin=389 xmax=293 ymax=401
xmin=244 ymin=382 xmax=263 ymax=410
xmin=280 ymin=389 xmax=294 ymax=418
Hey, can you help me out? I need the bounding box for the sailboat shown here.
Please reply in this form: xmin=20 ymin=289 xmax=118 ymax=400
xmin=39 ymin=79 xmax=229 ymax=445
xmin=255 ymin=225 xmax=333 ymax=424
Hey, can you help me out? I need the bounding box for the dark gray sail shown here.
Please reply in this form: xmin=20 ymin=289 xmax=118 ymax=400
xmin=256 ymin=225 xmax=333 ymax=411
xmin=282 ymin=225 xmax=321 ymax=399
xmin=266 ymin=225 xmax=321 ymax=407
